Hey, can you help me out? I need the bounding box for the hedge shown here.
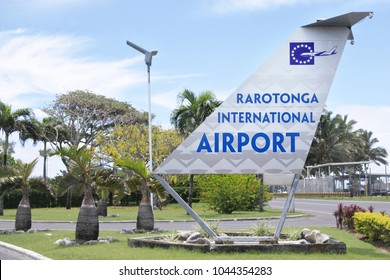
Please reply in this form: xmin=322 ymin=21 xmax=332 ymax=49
xmin=353 ymin=212 xmax=390 ymax=245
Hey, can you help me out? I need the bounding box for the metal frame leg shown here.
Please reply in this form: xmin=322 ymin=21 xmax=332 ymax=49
xmin=154 ymin=174 xmax=220 ymax=242
xmin=155 ymin=173 xmax=300 ymax=243
xmin=273 ymin=174 xmax=300 ymax=240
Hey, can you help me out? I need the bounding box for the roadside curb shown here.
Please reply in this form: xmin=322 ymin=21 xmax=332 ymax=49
xmin=0 ymin=241 xmax=51 ymax=260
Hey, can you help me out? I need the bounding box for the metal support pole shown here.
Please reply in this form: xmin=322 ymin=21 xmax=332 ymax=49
xmin=154 ymin=174 xmax=219 ymax=241
xmin=147 ymin=66 xmax=154 ymax=208
xmin=154 ymin=174 xmax=276 ymax=243
xmin=125 ymin=40 xmax=157 ymax=208
xmin=386 ymin=165 xmax=388 ymax=197
xmin=274 ymin=174 xmax=300 ymax=240
xmin=147 ymin=65 xmax=153 ymax=172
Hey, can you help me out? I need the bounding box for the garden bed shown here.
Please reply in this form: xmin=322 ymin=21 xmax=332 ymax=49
xmin=127 ymin=229 xmax=347 ymax=254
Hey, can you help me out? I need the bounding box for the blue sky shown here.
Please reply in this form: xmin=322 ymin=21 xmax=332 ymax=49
xmin=1 ymin=0 xmax=389 ymax=177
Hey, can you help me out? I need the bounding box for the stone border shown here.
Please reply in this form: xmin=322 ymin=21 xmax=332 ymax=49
xmin=128 ymin=235 xmax=211 ymax=253
xmin=127 ymin=235 xmax=347 ymax=254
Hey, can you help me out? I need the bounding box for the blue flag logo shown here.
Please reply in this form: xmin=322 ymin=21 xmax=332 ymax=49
xmin=290 ymin=42 xmax=338 ymax=65
xmin=290 ymin=42 xmax=315 ymax=65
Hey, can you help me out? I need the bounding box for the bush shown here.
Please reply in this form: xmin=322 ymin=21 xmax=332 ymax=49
xmin=250 ymin=221 xmax=275 ymax=236
xmin=196 ymin=174 xmax=271 ymax=214
xmin=333 ymin=203 xmax=366 ymax=230
xmin=354 ymin=212 xmax=390 ymax=245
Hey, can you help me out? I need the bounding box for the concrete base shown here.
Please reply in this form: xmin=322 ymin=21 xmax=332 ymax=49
xmin=127 ymin=234 xmax=347 ymax=254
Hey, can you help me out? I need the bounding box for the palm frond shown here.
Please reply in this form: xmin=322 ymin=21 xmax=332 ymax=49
xmin=14 ymin=158 xmax=39 ymax=182
xmin=115 ymin=157 xmax=148 ymax=179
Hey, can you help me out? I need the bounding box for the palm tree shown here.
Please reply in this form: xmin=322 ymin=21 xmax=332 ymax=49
xmin=170 ymin=89 xmax=221 ymax=208
xmin=115 ymin=157 xmax=154 ymax=231
xmin=4 ymin=158 xmax=49 ymax=232
xmin=57 ymin=145 xmax=99 ymax=242
xmin=0 ymin=101 xmax=38 ymax=215
xmin=57 ymin=145 xmax=125 ymax=242
xmin=33 ymin=117 xmax=60 ymax=180
xmin=307 ymin=109 xmax=388 ymax=174
xmin=0 ymin=164 xmax=17 ymax=217
xmin=306 ymin=110 xmax=360 ymax=171
xmin=95 ymin=169 xmax=128 ymax=217
xmin=13 ymin=158 xmax=39 ymax=231
xmin=0 ymin=101 xmax=38 ymax=166
xmin=170 ymin=89 xmax=222 ymax=136
xmin=354 ymin=129 xmax=388 ymax=166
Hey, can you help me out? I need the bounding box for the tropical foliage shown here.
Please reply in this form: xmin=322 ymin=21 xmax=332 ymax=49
xmin=55 ymin=145 xmax=125 ymax=242
xmin=97 ymin=124 xmax=183 ymax=167
xmin=0 ymin=101 xmax=39 ymax=166
xmin=170 ymin=89 xmax=222 ymax=136
xmin=305 ymin=109 xmax=388 ymax=173
xmin=115 ymin=157 xmax=155 ymax=230
xmin=0 ymin=101 xmax=39 ymax=215
xmin=196 ymin=174 xmax=272 ymax=214
xmin=354 ymin=211 xmax=390 ymax=245
xmin=42 ymin=90 xmax=148 ymax=166
xmin=170 ymin=89 xmax=222 ymax=208
xmin=3 ymin=158 xmax=50 ymax=231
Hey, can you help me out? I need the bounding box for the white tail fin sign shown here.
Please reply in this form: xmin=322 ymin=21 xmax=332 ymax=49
xmin=155 ymin=12 xmax=373 ymax=185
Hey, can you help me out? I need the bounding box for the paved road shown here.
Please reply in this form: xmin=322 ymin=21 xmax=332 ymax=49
xmin=268 ymin=197 xmax=390 ymax=227
xmin=1 ymin=198 xmax=389 ymax=259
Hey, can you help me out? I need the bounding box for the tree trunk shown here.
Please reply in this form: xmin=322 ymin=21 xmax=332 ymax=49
xmin=1 ymin=134 xmax=8 ymax=216
xmin=136 ymin=190 xmax=154 ymax=231
xmin=97 ymin=200 xmax=108 ymax=217
xmin=3 ymin=134 xmax=9 ymax=166
xmin=43 ymin=141 xmax=48 ymax=180
xmin=66 ymin=187 xmax=72 ymax=210
xmin=258 ymin=175 xmax=264 ymax=212
xmin=75 ymin=187 xmax=99 ymax=243
xmin=0 ymin=194 xmax=4 ymax=216
xmin=15 ymin=192 xmax=31 ymax=232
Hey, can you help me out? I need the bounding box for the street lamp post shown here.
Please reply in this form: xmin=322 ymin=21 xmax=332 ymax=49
xmin=126 ymin=40 xmax=157 ymax=172
xmin=126 ymin=41 xmax=157 ymax=207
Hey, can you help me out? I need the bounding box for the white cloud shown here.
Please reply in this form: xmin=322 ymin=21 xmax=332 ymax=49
xmin=153 ymin=89 xmax=181 ymax=111
xmin=0 ymin=29 xmax=200 ymax=177
xmin=0 ymin=29 xmax=144 ymax=109
xmin=0 ymin=29 xmax=148 ymax=177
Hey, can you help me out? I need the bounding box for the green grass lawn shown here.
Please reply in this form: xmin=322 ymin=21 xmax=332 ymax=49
xmin=0 ymin=227 xmax=388 ymax=260
xmin=0 ymin=203 xmax=302 ymax=222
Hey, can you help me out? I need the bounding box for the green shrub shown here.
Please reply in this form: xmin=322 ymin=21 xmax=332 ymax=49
xmin=250 ymin=221 xmax=275 ymax=236
xmin=196 ymin=174 xmax=271 ymax=214
xmin=333 ymin=203 xmax=366 ymax=230
xmin=354 ymin=212 xmax=390 ymax=245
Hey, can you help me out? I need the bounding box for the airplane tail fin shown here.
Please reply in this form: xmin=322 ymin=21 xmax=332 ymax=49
xmin=155 ymin=12 xmax=373 ymax=185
